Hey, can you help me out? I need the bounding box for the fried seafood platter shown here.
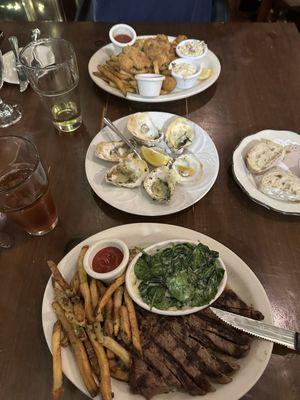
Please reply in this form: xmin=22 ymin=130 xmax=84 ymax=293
xmin=45 ymin=244 xmax=265 ymax=400
xmin=93 ymin=34 xmax=186 ymax=96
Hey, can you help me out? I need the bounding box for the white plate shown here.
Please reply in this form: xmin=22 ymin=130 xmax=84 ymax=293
xmin=232 ymin=129 xmax=300 ymax=215
xmin=85 ymin=112 xmax=219 ymax=216
xmin=42 ymin=223 xmax=273 ymax=400
xmin=88 ymin=35 xmax=221 ymax=103
xmin=3 ymin=49 xmax=22 ymax=84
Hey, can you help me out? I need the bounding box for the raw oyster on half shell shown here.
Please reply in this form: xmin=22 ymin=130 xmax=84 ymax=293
xmin=106 ymin=159 xmax=149 ymax=188
xmin=143 ymin=165 xmax=178 ymax=202
xmin=165 ymin=117 xmax=195 ymax=154
xmin=127 ymin=112 xmax=162 ymax=146
xmin=95 ymin=140 xmax=134 ymax=162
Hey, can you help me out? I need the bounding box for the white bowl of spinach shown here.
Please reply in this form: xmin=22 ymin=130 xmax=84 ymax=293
xmin=125 ymin=239 xmax=227 ymax=316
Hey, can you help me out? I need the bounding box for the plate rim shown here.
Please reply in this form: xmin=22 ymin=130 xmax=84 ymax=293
xmin=88 ymin=35 xmax=221 ymax=103
xmin=42 ymin=222 xmax=273 ymax=400
xmin=84 ymin=111 xmax=219 ymax=216
xmin=232 ymin=129 xmax=300 ymax=216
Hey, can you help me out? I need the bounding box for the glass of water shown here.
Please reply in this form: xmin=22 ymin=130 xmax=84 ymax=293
xmin=20 ymin=38 xmax=82 ymax=133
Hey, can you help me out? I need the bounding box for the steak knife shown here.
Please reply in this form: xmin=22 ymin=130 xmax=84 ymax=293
xmin=210 ymin=307 xmax=300 ymax=350
xmin=8 ymin=36 xmax=28 ymax=92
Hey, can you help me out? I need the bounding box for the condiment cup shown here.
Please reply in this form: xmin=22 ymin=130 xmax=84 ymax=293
xmin=109 ymin=24 xmax=137 ymax=54
xmin=176 ymin=39 xmax=208 ymax=62
xmin=126 ymin=239 xmax=227 ymax=316
xmin=83 ymin=239 xmax=129 ymax=283
xmin=135 ymin=73 xmax=165 ymax=97
xmin=169 ymin=59 xmax=201 ymax=90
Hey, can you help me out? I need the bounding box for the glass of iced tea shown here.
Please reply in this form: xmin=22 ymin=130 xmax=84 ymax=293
xmin=19 ymin=38 xmax=81 ymax=133
xmin=0 ymin=136 xmax=58 ymax=236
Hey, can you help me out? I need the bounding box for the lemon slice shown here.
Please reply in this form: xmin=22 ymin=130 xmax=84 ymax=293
xmin=199 ymin=68 xmax=212 ymax=80
xmin=141 ymin=146 xmax=172 ymax=167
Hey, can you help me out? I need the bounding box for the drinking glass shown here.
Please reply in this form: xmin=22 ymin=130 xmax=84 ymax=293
xmin=0 ymin=50 xmax=22 ymax=127
xmin=20 ymin=38 xmax=82 ymax=133
xmin=0 ymin=136 xmax=58 ymax=236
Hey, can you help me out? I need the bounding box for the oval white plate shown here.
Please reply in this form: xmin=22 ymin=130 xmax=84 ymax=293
xmin=42 ymin=223 xmax=273 ymax=400
xmin=88 ymin=35 xmax=221 ymax=103
xmin=3 ymin=49 xmax=22 ymax=84
xmin=85 ymin=112 xmax=219 ymax=216
xmin=233 ymin=129 xmax=300 ymax=215
xmin=126 ymin=239 xmax=227 ymax=316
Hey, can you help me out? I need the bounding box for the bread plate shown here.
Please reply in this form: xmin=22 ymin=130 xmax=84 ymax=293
xmin=232 ymin=130 xmax=300 ymax=216
xmin=42 ymin=223 xmax=273 ymax=400
xmin=88 ymin=35 xmax=221 ymax=103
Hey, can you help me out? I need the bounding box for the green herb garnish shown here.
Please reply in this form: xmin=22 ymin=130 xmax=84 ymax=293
xmin=134 ymin=242 xmax=224 ymax=310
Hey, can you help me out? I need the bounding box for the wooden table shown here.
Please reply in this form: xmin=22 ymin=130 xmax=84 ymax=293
xmin=0 ymin=21 xmax=299 ymax=400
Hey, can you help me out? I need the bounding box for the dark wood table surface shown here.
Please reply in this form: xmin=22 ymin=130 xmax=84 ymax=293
xmin=0 ymin=21 xmax=299 ymax=400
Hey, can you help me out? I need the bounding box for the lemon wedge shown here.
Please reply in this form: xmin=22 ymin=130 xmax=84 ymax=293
xmin=199 ymin=68 xmax=212 ymax=80
xmin=141 ymin=146 xmax=172 ymax=167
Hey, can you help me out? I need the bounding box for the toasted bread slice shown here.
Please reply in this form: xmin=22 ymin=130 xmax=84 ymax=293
xmin=246 ymin=140 xmax=285 ymax=174
xmin=259 ymin=167 xmax=300 ymax=202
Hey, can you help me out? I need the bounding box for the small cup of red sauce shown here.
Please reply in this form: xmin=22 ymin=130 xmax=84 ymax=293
xmin=109 ymin=24 xmax=137 ymax=54
xmin=83 ymin=239 xmax=129 ymax=283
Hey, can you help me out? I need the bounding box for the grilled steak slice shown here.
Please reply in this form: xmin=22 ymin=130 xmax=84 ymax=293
xmin=186 ymin=312 xmax=251 ymax=346
xmin=129 ymin=356 xmax=170 ymax=399
xmin=164 ymin=319 xmax=232 ymax=384
xmin=151 ymin=329 xmax=215 ymax=393
xmin=142 ymin=338 xmax=204 ymax=395
xmin=198 ymin=330 xmax=249 ymax=358
xmin=214 ymin=289 xmax=264 ymax=320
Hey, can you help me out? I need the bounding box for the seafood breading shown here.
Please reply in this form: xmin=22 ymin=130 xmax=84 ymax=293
xmin=94 ymin=34 xmax=187 ymax=96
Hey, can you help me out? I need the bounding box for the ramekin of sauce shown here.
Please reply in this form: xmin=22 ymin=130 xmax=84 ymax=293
xmin=109 ymin=24 xmax=137 ymax=54
xmin=83 ymin=239 xmax=129 ymax=283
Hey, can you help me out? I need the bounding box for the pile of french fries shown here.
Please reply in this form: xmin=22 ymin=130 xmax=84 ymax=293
xmin=48 ymin=245 xmax=142 ymax=400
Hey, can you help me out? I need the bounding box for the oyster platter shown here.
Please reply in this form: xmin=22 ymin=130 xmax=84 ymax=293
xmin=85 ymin=112 xmax=219 ymax=216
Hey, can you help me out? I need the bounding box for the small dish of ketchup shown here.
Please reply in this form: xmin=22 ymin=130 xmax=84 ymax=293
xmin=84 ymin=239 xmax=129 ymax=283
xmin=109 ymin=23 xmax=137 ymax=54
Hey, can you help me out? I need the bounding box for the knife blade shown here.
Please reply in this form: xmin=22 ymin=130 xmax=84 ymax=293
xmin=210 ymin=307 xmax=300 ymax=350
xmin=8 ymin=36 xmax=28 ymax=92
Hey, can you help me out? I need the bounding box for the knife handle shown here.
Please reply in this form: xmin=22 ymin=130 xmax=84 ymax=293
xmin=295 ymin=332 xmax=300 ymax=351
xmin=8 ymin=36 xmax=20 ymax=61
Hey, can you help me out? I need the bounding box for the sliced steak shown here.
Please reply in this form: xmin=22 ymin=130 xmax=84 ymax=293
xmin=129 ymin=356 xmax=170 ymax=399
xmin=151 ymin=329 xmax=215 ymax=393
xmin=214 ymin=289 xmax=264 ymax=320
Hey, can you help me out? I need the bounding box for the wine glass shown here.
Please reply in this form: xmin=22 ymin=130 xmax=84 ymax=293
xmin=0 ymin=49 xmax=22 ymax=128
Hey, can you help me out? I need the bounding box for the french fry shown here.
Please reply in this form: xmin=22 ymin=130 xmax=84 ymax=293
xmin=119 ymin=305 xmax=132 ymax=345
xmin=95 ymin=274 xmax=125 ymax=321
xmin=47 ymin=260 xmax=74 ymax=297
xmin=84 ymin=338 xmax=100 ymax=376
xmin=113 ymin=287 xmax=123 ymax=336
xmin=60 ymin=328 xmax=69 ymax=347
xmin=52 ymin=302 xmax=98 ymax=398
xmin=98 ymin=66 xmax=127 ymax=96
xmin=87 ymin=328 xmax=112 ymax=400
xmin=52 ymin=321 xmax=63 ymax=400
xmin=102 ymin=336 xmax=131 ymax=367
xmin=70 ymin=271 xmax=80 ymax=294
xmin=106 ymin=349 xmax=115 ymax=359
xmin=53 ymin=282 xmax=85 ymax=328
xmin=104 ymin=298 xmax=114 ymax=337
xmin=78 ymin=246 xmax=95 ymax=323
xmin=153 ymin=59 xmax=159 ymax=74
xmin=110 ymin=368 xmax=129 ymax=382
xmin=124 ymin=290 xmax=143 ymax=356
xmin=97 ymin=281 xmax=106 ymax=298
xmin=73 ymin=299 xmax=86 ymax=325
xmin=90 ymin=279 xmax=99 ymax=310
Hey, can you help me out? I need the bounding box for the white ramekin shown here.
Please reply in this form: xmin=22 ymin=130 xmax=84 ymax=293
xmin=84 ymin=239 xmax=129 ymax=283
xmin=135 ymin=73 xmax=165 ymax=97
xmin=109 ymin=24 xmax=137 ymax=54
xmin=125 ymin=239 xmax=227 ymax=316
xmin=176 ymin=39 xmax=208 ymax=62
xmin=169 ymin=58 xmax=201 ymax=90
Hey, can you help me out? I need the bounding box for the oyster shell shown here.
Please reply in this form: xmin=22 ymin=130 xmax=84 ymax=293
xmin=106 ymin=159 xmax=149 ymax=188
xmin=127 ymin=113 xmax=162 ymax=145
xmin=165 ymin=117 xmax=195 ymax=154
xmin=172 ymin=153 xmax=203 ymax=184
xmin=95 ymin=140 xmax=134 ymax=162
xmin=143 ymin=165 xmax=178 ymax=202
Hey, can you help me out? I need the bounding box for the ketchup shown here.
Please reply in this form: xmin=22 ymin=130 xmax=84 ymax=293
xmin=92 ymin=247 xmax=123 ymax=273
xmin=114 ymin=34 xmax=132 ymax=44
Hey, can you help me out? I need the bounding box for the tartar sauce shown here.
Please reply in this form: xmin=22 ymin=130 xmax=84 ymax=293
xmin=172 ymin=62 xmax=197 ymax=79
xmin=178 ymin=39 xmax=207 ymax=57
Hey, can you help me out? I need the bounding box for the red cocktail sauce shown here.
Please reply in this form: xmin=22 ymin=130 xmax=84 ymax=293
xmin=92 ymin=247 xmax=123 ymax=273
xmin=114 ymin=34 xmax=132 ymax=43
